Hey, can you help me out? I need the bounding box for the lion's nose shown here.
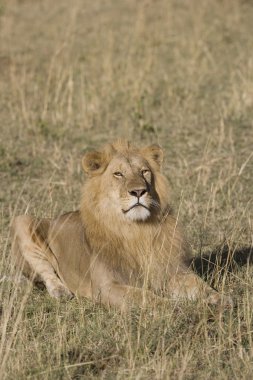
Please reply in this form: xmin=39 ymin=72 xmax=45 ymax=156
xmin=128 ymin=188 xmax=147 ymax=198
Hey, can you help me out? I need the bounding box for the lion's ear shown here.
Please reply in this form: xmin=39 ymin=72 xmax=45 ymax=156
xmin=141 ymin=144 xmax=164 ymax=169
xmin=82 ymin=144 xmax=115 ymax=176
xmin=82 ymin=151 xmax=106 ymax=175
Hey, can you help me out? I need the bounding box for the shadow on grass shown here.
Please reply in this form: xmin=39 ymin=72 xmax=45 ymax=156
xmin=191 ymin=244 xmax=253 ymax=285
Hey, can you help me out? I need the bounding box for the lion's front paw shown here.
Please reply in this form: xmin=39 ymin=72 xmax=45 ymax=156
xmin=206 ymin=292 xmax=233 ymax=309
xmin=46 ymin=281 xmax=73 ymax=299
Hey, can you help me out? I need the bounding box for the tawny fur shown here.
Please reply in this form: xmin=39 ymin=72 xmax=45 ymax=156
xmin=11 ymin=139 xmax=231 ymax=309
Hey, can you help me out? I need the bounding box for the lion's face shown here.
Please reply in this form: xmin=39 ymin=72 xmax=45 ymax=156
xmin=102 ymin=154 xmax=159 ymax=221
xmin=82 ymin=141 xmax=165 ymax=222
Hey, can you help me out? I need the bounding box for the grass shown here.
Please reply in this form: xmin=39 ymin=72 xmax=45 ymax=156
xmin=0 ymin=0 xmax=253 ymax=378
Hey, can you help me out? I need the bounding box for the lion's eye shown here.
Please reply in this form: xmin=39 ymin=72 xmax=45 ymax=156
xmin=113 ymin=172 xmax=123 ymax=178
xmin=142 ymin=169 xmax=150 ymax=176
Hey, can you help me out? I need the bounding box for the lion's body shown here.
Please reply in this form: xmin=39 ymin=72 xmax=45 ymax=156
xmin=11 ymin=140 xmax=227 ymax=308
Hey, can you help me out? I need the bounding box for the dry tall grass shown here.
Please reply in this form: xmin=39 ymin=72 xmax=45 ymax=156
xmin=0 ymin=0 xmax=253 ymax=378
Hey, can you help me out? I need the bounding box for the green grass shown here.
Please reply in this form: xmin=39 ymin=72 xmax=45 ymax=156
xmin=0 ymin=0 xmax=253 ymax=378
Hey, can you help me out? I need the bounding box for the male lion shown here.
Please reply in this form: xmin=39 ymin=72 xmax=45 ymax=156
xmin=11 ymin=140 xmax=230 ymax=309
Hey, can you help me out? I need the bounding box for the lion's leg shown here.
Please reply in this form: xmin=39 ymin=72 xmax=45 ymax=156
xmin=11 ymin=215 xmax=72 ymax=298
xmin=90 ymin=264 xmax=168 ymax=310
xmin=94 ymin=282 xmax=169 ymax=310
xmin=168 ymin=272 xmax=232 ymax=306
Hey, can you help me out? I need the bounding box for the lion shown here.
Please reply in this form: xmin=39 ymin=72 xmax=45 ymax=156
xmin=11 ymin=139 xmax=231 ymax=309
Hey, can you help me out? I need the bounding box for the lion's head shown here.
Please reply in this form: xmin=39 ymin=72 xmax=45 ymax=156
xmin=81 ymin=140 xmax=170 ymax=224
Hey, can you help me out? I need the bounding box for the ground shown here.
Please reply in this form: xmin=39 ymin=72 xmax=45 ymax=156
xmin=0 ymin=0 xmax=253 ymax=378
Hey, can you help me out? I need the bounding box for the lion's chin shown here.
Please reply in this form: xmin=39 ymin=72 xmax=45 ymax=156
xmin=124 ymin=206 xmax=151 ymax=222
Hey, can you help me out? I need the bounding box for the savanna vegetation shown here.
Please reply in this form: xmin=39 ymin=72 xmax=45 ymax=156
xmin=0 ymin=0 xmax=252 ymax=378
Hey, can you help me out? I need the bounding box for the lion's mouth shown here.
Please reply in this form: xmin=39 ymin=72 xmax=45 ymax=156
xmin=122 ymin=203 xmax=150 ymax=214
